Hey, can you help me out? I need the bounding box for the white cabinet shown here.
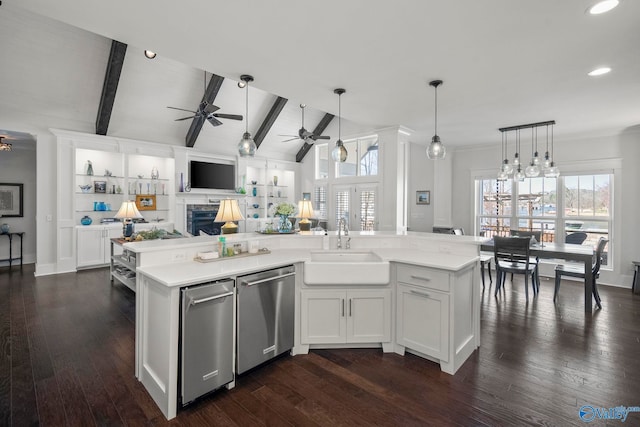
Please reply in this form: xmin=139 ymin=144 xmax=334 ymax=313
xmin=394 ymin=263 xmax=476 ymax=375
xmin=77 ymin=225 xmax=122 ymax=267
xmin=300 ymin=289 xmax=391 ymax=345
xmin=396 ymin=283 xmax=449 ymax=361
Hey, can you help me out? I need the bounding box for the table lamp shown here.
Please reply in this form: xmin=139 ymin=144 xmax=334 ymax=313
xmin=297 ymin=200 xmax=314 ymax=231
xmin=215 ymin=199 xmax=244 ymax=234
xmin=114 ymin=201 xmax=143 ymax=239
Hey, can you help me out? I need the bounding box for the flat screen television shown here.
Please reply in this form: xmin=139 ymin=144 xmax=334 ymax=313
xmin=189 ymin=161 xmax=236 ymax=190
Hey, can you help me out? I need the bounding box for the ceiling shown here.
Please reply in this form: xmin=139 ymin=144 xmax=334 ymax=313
xmin=5 ymin=0 xmax=640 ymax=160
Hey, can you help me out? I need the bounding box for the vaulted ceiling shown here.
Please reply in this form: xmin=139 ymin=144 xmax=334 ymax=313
xmin=3 ymin=1 xmax=640 ymax=160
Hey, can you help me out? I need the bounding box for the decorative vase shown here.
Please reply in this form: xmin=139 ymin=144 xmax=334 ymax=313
xmin=252 ymin=186 xmax=257 ymax=197
xmin=0 ymin=223 xmax=9 ymax=234
xmin=86 ymin=160 xmax=93 ymax=176
xmin=151 ymin=166 xmax=159 ymax=180
xmin=80 ymin=215 xmax=92 ymax=226
xmin=273 ymin=175 xmax=278 ymax=186
xmin=179 ymin=173 xmax=184 ymax=192
xmin=278 ymin=215 xmax=292 ymax=233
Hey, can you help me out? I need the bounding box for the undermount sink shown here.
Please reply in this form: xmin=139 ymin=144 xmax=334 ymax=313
xmin=304 ymin=250 xmax=390 ymax=285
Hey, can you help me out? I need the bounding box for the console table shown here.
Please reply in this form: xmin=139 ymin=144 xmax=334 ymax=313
xmin=0 ymin=232 xmax=25 ymax=268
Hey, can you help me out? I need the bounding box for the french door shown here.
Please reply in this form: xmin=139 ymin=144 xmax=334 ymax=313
xmin=333 ymin=184 xmax=378 ymax=231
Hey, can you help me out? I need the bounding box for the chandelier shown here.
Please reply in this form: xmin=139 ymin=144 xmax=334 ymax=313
xmin=497 ymin=120 xmax=558 ymax=181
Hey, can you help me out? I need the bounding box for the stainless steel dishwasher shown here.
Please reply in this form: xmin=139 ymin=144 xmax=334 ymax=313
xmin=180 ymin=279 xmax=234 ymax=406
xmin=236 ymin=265 xmax=295 ymax=374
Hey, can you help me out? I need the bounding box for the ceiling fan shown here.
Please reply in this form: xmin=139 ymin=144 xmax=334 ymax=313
xmin=167 ymin=72 xmax=243 ymax=127
xmin=280 ymin=104 xmax=330 ymax=143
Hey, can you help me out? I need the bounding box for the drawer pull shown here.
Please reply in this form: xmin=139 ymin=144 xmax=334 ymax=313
xmin=410 ymin=289 xmax=431 ymax=298
xmin=410 ymin=275 xmax=431 ymax=281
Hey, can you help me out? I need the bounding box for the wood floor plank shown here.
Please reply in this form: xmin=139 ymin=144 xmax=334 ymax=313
xmin=3 ymin=264 xmax=640 ymax=426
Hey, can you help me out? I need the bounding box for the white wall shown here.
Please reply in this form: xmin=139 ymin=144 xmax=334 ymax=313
xmin=0 ymin=142 xmax=36 ymax=265
xmin=407 ymin=142 xmax=434 ymax=231
xmin=449 ymin=128 xmax=640 ymax=288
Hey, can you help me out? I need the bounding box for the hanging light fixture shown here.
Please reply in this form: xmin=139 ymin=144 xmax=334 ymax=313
xmin=0 ymin=136 xmax=12 ymax=152
xmin=497 ymin=132 xmax=508 ymax=181
xmin=513 ymin=129 xmax=525 ymax=181
xmin=237 ymin=74 xmax=257 ymax=157
xmin=331 ymin=88 xmax=348 ymax=162
xmin=426 ymin=79 xmax=446 ymax=159
xmin=542 ymin=124 xmax=552 ymax=170
xmin=501 ymin=131 xmax=513 ymax=175
xmin=524 ymin=127 xmax=540 ymax=177
xmin=545 ymin=123 xmax=560 ymax=178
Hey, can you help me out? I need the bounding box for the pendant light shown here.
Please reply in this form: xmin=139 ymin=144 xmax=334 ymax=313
xmin=331 ymin=88 xmax=348 ymax=162
xmin=524 ymin=127 xmax=540 ymax=177
xmin=497 ymin=132 xmax=507 ymax=181
xmin=532 ymin=127 xmax=541 ymax=166
xmin=544 ymin=124 xmax=560 ymax=178
xmin=513 ymin=129 xmax=525 ymax=181
xmin=237 ymin=74 xmax=257 ymax=157
xmin=501 ymin=131 xmax=513 ymax=175
xmin=426 ymin=80 xmax=446 ymax=159
xmin=542 ymin=124 xmax=552 ymax=169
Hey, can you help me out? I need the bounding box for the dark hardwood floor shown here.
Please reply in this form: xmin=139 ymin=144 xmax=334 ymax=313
xmin=1 ymin=264 xmax=639 ymax=426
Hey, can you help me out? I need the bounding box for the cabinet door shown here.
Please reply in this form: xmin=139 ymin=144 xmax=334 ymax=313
xmin=396 ymin=283 xmax=449 ymax=362
xmin=77 ymin=228 xmax=106 ymax=267
xmin=347 ymin=289 xmax=391 ymax=343
xmin=300 ymin=290 xmax=346 ymax=344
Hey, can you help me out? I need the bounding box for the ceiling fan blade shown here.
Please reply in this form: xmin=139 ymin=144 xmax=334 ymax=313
xmin=201 ymin=102 xmax=220 ymax=115
xmin=311 ymin=135 xmax=330 ymax=140
xmin=206 ymin=116 xmax=223 ymax=127
xmin=167 ymin=106 xmax=198 ymax=114
xmin=282 ymin=137 xmax=301 ymax=143
xmin=175 ymin=116 xmax=197 ymax=121
xmin=212 ymin=113 xmax=243 ymax=121
xmin=278 ymin=134 xmax=299 ymax=137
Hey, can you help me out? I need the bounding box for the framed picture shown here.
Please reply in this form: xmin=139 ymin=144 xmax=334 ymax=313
xmin=302 ymin=192 xmax=311 ymax=201
xmin=416 ymin=190 xmax=430 ymax=205
xmin=135 ymin=194 xmax=156 ymax=211
xmin=94 ymin=180 xmax=107 ymax=193
xmin=0 ymin=183 xmax=24 ymax=217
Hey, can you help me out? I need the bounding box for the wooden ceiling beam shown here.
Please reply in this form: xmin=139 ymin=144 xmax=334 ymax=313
xmin=96 ymin=40 xmax=127 ymax=135
xmin=185 ymin=73 xmax=224 ymax=148
xmin=254 ymin=96 xmax=288 ymax=149
xmin=295 ymin=113 xmax=334 ymax=163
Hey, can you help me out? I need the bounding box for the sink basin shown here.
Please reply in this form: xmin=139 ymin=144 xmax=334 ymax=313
xmin=304 ymin=251 xmax=390 ymax=285
xmin=309 ymin=250 xmax=383 ymax=263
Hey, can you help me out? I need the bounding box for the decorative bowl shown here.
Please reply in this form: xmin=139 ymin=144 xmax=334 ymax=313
xmin=253 ymin=213 xmax=259 ymax=218
xmin=78 ymin=184 xmax=92 ymax=193
xmin=251 ymin=180 xmax=257 ymax=185
xmin=253 ymin=204 xmax=259 ymax=208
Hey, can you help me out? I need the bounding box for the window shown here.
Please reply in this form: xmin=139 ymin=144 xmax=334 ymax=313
xmin=334 ymin=184 xmax=377 ymax=231
xmin=475 ymin=172 xmax=613 ymax=264
xmin=315 ymin=144 xmax=328 ymax=179
xmin=314 ymin=185 xmax=327 ymax=219
xmin=335 ymin=135 xmax=378 ymax=178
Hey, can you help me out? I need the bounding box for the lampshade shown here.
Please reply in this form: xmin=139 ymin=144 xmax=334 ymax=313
xmin=297 ymin=200 xmax=314 ymax=231
xmin=114 ymin=201 xmax=143 ymax=239
xmin=215 ymin=199 xmax=244 ymax=234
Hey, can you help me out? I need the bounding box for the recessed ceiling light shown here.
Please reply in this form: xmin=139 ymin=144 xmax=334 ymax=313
xmin=588 ymin=0 xmax=619 ymax=14
xmin=588 ymin=67 xmax=611 ymax=76
xmin=144 ymin=50 xmax=157 ymax=59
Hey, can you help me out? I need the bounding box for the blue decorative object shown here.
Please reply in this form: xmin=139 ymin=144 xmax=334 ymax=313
xmin=252 ymin=186 xmax=257 ymax=197
xmin=0 ymin=223 xmax=9 ymax=234
xmin=80 ymin=215 xmax=92 ymax=226
xmin=278 ymin=215 xmax=292 ymax=233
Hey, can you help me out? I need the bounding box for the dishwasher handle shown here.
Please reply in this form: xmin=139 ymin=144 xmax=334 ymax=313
xmin=243 ymin=271 xmax=296 ymax=287
xmin=190 ymin=291 xmax=233 ymax=306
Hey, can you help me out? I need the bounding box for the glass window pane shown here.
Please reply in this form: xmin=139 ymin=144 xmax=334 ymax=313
xmin=316 ymin=144 xmax=328 ymax=179
xmin=564 ymin=176 xmax=579 ymax=217
xmin=594 ymin=175 xmax=610 ymax=217
xmin=314 ymin=185 xmax=327 ymax=219
xmin=359 ymin=190 xmax=376 ymax=231
xmin=579 ymin=175 xmax=594 ymax=216
xmin=336 ymin=141 xmax=357 ymax=177
xmin=358 ymin=137 xmax=378 ymax=176
xmin=335 ymin=189 xmax=350 ymax=229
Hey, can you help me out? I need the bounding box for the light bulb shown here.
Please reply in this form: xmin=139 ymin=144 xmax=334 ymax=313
xmin=513 ymin=153 xmax=520 ymax=167
xmin=533 ymin=152 xmax=541 ymax=166
xmin=545 ymin=163 xmax=560 ymax=178
xmin=331 ymin=141 xmax=348 ymax=162
xmin=525 ymin=162 xmax=540 ymax=178
xmin=238 ymin=132 xmax=256 ymax=157
xmin=497 ymin=170 xmax=508 ymax=182
xmin=514 ymin=167 xmax=525 ymax=182
xmin=501 ymin=160 xmax=513 ymax=175
xmin=426 ymin=135 xmax=446 ymax=159
xmin=543 ymin=152 xmax=551 ymax=169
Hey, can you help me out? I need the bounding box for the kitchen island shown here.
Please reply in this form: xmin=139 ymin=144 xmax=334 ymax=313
xmin=125 ymin=231 xmax=483 ymax=419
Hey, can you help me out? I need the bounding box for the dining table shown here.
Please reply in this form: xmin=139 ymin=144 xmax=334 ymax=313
xmin=481 ymin=239 xmax=596 ymax=312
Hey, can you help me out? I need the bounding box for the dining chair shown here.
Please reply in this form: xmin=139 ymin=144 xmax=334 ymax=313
xmin=493 ymin=236 xmax=538 ymax=300
xmin=450 ymin=227 xmax=493 ymax=287
xmin=565 ymin=232 xmax=588 ymax=245
xmin=508 ymin=230 xmax=541 ymax=291
xmin=554 ymin=237 xmax=608 ymax=309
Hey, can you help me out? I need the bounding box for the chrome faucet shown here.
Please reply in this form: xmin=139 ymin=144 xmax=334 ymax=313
xmin=337 ymin=217 xmax=350 ymax=249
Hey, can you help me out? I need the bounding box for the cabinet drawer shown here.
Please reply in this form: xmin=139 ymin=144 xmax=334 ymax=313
xmin=396 ymin=264 xmax=450 ymax=292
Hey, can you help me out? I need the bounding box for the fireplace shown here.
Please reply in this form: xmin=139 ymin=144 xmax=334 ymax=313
xmin=186 ymin=203 xmax=225 ymax=236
